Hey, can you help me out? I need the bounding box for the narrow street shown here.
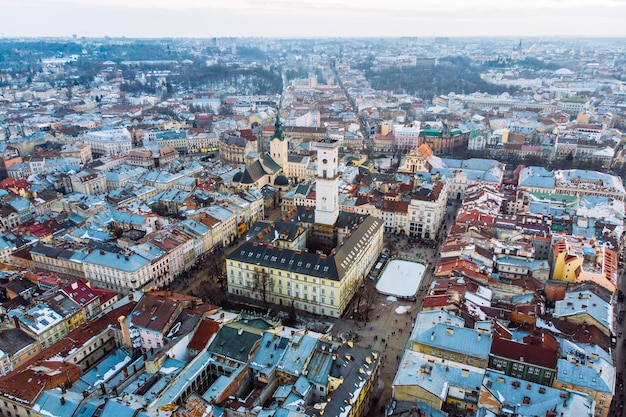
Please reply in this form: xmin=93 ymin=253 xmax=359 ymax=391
xmin=331 ymin=231 xmax=441 ymax=417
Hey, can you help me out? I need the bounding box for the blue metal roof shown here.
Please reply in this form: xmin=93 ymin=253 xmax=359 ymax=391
xmin=32 ymin=388 xmax=83 ymax=417
xmin=414 ymin=323 xmax=492 ymax=359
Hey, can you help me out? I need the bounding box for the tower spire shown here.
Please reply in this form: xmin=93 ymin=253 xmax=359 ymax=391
xmin=272 ymin=111 xmax=284 ymax=141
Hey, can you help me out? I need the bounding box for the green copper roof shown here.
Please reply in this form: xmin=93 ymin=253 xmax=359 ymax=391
xmin=272 ymin=112 xmax=284 ymax=141
xmin=419 ymin=129 xmax=442 ymax=137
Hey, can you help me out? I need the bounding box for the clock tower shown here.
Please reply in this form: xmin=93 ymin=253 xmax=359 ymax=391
xmin=314 ymin=139 xmax=340 ymax=226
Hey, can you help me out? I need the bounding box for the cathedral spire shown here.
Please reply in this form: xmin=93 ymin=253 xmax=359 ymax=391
xmin=272 ymin=112 xmax=284 ymax=141
xmin=272 ymin=100 xmax=284 ymax=141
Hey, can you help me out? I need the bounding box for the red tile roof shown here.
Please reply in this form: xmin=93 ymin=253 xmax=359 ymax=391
xmin=91 ymin=287 xmax=118 ymax=305
xmin=187 ymin=319 xmax=220 ymax=351
xmin=61 ymin=279 xmax=98 ymax=307
xmin=491 ymin=331 xmax=558 ymax=369
xmin=0 ymin=178 xmax=31 ymax=191
xmin=148 ymin=290 xmax=203 ymax=308
xmin=421 ymin=295 xmax=459 ymax=310
xmin=0 ymin=361 xmax=81 ymax=405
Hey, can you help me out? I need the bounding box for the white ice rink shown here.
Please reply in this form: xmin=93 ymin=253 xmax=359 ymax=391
xmin=375 ymin=259 xmax=425 ymax=298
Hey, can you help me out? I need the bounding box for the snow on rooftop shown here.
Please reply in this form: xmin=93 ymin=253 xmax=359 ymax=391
xmin=475 ymin=285 xmax=493 ymax=300
xmin=536 ymin=317 xmax=562 ymax=334
xmin=465 ymin=292 xmax=491 ymax=307
xmin=464 ymin=299 xmax=488 ymax=321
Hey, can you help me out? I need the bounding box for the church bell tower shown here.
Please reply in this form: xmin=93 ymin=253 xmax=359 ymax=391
xmin=269 ymin=112 xmax=288 ymax=168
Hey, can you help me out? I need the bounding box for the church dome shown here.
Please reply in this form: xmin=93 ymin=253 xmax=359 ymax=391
xmin=554 ymin=68 xmax=573 ymax=76
xmin=274 ymin=175 xmax=289 ymax=186
xmin=232 ymin=171 xmax=243 ymax=182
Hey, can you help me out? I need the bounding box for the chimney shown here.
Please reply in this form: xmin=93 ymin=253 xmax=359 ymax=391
xmin=100 ymin=383 xmax=106 ymax=395
xmin=12 ymin=316 xmax=20 ymax=329
xmin=60 ymin=396 xmax=66 ymax=405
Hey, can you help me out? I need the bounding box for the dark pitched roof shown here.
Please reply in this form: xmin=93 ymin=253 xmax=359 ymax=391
xmin=246 ymin=220 xmax=304 ymax=243
xmin=39 ymin=292 xmax=81 ymax=318
xmin=240 ymin=160 xmax=268 ymax=184
xmin=306 ymin=342 xmax=380 ymax=417
xmin=2 ymin=278 xmax=36 ymax=295
xmin=0 ymin=328 xmax=36 ymax=355
xmin=130 ymin=293 xmax=181 ymax=333
xmin=223 ymin=134 xmax=248 ymax=147
xmin=227 ymin=241 xmax=340 ymax=281
xmin=207 ymin=322 xmax=264 ymax=363
xmin=226 ymin=215 xmax=383 ymax=282
xmin=260 ymin=153 xmax=282 ymax=173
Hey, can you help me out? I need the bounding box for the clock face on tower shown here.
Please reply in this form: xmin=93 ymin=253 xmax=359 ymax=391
xmin=322 ymin=159 xmax=328 ymax=164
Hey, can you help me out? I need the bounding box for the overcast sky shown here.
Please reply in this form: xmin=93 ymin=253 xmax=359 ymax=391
xmin=2 ymin=0 xmax=626 ymax=38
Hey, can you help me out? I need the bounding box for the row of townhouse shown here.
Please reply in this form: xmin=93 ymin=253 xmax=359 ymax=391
xmin=518 ymin=166 xmax=626 ymax=202
xmin=0 ymin=279 xmax=111 ymax=373
xmin=24 ymin=198 xmax=261 ymax=293
xmin=393 ymin=309 xmax=614 ymax=416
xmin=282 ymin=175 xmax=448 ymax=240
xmin=343 ymin=176 xmax=448 ymax=239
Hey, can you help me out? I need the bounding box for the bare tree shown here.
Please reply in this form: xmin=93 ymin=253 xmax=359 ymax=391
xmin=252 ymin=268 xmax=274 ymax=311
xmin=361 ymin=283 xmax=378 ymax=322
xmin=386 ymin=239 xmax=400 ymax=259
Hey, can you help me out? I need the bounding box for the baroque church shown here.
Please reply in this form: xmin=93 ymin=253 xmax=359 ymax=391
xmin=231 ymin=114 xmax=290 ymax=190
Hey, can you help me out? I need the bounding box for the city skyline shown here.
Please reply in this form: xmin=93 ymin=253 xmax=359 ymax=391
xmin=2 ymin=0 xmax=626 ymax=39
